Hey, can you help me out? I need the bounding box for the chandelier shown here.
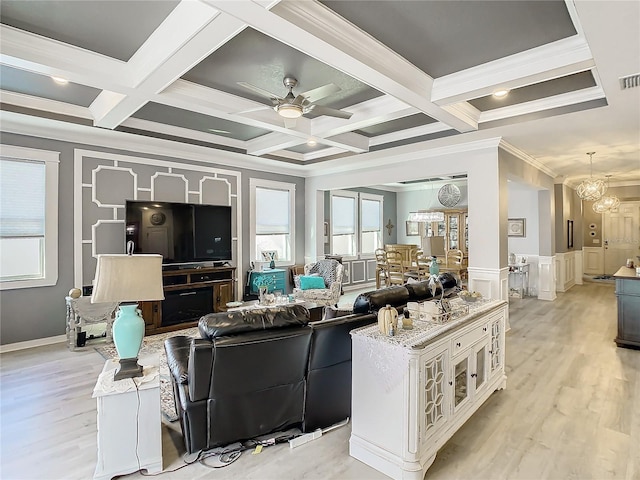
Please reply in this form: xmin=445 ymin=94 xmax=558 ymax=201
xmin=408 ymin=210 xmax=445 ymax=222
xmin=576 ymin=152 xmax=607 ymax=201
xmin=592 ymin=175 xmax=620 ymax=213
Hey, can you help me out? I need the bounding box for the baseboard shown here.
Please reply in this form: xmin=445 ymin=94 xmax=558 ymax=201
xmin=0 ymin=334 xmax=67 ymax=354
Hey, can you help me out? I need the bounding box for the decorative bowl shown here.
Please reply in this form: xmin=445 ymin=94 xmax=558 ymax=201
xmin=459 ymin=291 xmax=481 ymax=303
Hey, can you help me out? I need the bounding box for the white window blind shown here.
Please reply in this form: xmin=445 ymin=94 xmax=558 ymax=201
xmin=256 ymin=187 xmax=290 ymax=234
xmin=0 ymin=150 xmax=58 ymax=287
xmin=361 ymin=199 xmax=380 ymax=232
xmin=250 ymin=179 xmax=295 ymax=264
xmin=332 ymin=196 xmax=356 ymax=234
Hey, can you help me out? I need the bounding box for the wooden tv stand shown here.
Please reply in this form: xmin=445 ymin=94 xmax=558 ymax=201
xmin=140 ymin=265 xmax=236 ymax=335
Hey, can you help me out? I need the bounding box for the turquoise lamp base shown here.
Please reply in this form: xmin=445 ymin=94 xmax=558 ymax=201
xmin=112 ymin=303 xmax=145 ymax=381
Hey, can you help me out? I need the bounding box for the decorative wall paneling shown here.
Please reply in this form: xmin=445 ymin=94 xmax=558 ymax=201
xmin=583 ymin=247 xmax=604 ymax=275
xmin=555 ymin=251 xmax=576 ymax=293
xmin=537 ymin=256 xmax=557 ymax=301
xmin=73 ymin=149 xmax=242 ymax=299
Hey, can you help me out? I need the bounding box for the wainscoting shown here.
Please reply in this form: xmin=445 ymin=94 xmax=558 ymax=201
xmin=556 ymin=251 xmax=578 ymax=293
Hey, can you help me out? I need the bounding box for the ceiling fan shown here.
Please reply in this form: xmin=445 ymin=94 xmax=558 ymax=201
xmin=237 ymin=76 xmax=353 ymax=127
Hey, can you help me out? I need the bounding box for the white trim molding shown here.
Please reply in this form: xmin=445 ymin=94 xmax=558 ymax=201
xmin=0 ymin=334 xmax=66 ymax=354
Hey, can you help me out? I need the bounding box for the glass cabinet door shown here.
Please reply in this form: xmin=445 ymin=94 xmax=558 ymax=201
xmin=453 ymin=356 xmax=469 ymax=409
xmin=464 ymin=214 xmax=469 ymax=252
xmin=436 ymin=220 xmax=446 ymax=237
xmin=448 ymin=215 xmax=458 ymax=250
xmin=474 ymin=343 xmax=487 ymax=392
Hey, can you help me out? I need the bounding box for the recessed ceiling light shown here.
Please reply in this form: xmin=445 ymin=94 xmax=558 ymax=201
xmin=493 ymin=89 xmax=509 ymax=98
xmin=307 ymin=139 xmax=317 ymax=146
xmin=51 ymin=76 xmax=68 ymax=85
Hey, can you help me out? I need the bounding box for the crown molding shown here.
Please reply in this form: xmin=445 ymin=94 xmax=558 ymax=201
xmin=499 ymin=140 xmax=557 ymax=178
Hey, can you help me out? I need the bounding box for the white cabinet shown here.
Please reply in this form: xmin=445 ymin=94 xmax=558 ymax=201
xmin=93 ymin=356 xmax=162 ymax=480
xmin=350 ymin=301 xmax=507 ymax=480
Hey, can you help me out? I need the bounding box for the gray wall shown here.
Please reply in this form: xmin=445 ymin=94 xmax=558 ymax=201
xmin=0 ymin=132 xmax=306 ymax=345
xmin=555 ymin=184 xmax=583 ymax=253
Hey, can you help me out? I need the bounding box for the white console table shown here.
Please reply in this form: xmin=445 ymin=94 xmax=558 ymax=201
xmin=93 ymin=356 xmax=162 ymax=480
xmin=349 ymin=300 xmax=507 ymax=480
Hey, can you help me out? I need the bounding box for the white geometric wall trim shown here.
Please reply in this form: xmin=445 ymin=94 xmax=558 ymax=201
xmin=366 ymin=259 xmax=377 ymax=282
xmin=200 ymin=176 xmax=232 ymax=206
xmin=350 ymin=260 xmax=367 ymax=284
xmin=91 ymin=220 xmax=126 ymax=257
xmin=467 ymin=267 xmax=509 ymax=302
xmin=91 ymin=165 xmax=138 ymax=207
xmin=150 ymin=172 xmax=188 ymax=203
xmin=73 ymin=149 xmax=242 ymax=299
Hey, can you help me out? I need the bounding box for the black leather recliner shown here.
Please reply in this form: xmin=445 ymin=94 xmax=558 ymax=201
xmin=166 ymin=305 xmax=312 ymax=453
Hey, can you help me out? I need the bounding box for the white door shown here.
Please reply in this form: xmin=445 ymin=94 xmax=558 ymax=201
xmin=603 ymin=201 xmax=640 ymax=274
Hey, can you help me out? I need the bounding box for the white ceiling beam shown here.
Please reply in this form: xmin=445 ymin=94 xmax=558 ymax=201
xmin=478 ymin=86 xmax=606 ymax=124
xmin=90 ymin=1 xmax=237 ymax=128
xmin=431 ymin=36 xmax=595 ymax=105
xmin=321 ymin=132 xmax=369 ymax=153
xmin=204 ymin=0 xmax=477 ymax=132
xmin=369 ymin=122 xmax=453 ymax=147
xmin=246 ymin=132 xmax=306 ymax=156
xmin=0 ymin=90 xmax=92 ymax=119
xmin=121 ymin=117 xmax=246 ymax=150
xmin=0 ymin=25 xmax=130 ymax=91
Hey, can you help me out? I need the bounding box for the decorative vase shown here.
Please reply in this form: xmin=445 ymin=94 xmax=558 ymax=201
xmin=429 ymin=257 xmax=440 ymax=276
xmin=270 ymin=259 xmax=276 ymax=269
xmin=258 ymin=286 xmax=268 ymax=304
xmin=377 ymin=304 xmax=398 ymax=335
xmin=112 ymin=304 xmax=145 ymax=360
xmin=509 ymin=252 xmax=517 ymax=265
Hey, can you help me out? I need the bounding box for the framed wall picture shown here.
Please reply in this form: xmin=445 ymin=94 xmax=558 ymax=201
xmin=406 ymin=220 xmax=419 ymax=236
xmin=567 ymin=220 xmax=574 ymax=248
xmin=507 ymin=218 xmax=526 ymax=237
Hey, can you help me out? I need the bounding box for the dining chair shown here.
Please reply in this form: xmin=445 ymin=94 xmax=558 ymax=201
xmin=445 ymin=249 xmax=467 ymax=282
xmin=375 ymin=248 xmax=389 ymax=289
xmin=385 ymin=250 xmax=405 ymax=286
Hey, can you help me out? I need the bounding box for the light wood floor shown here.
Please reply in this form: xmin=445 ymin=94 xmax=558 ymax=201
xmin=1 ymin=282 xmax=638 ymax=480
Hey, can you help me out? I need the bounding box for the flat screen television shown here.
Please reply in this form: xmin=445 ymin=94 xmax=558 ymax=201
xmin=125 ymin=200 xmax=232 ymax=265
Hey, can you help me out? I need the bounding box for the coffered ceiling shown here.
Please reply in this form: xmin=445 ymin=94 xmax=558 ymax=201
xmin=1 ymin=0 xmax=638 ymax=185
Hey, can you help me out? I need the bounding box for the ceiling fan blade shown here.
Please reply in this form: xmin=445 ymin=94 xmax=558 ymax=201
xmin=283 ymin=117 xmax=297 ymax=129
xmin=292 ymin=94 xmax=306 ymax=106
xmin=308 ymin=105 xmax=353 ymax=119
xmin=299 ymin=83 xmax=341 ymax=103
xmin=237 ymin=82 xmax=281 ymax=104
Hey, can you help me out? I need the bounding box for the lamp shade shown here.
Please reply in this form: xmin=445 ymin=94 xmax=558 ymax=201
xmin=91 ymin=254 xmax=164 ymax=303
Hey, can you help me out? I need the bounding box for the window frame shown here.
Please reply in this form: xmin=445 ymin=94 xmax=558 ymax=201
xmin=249 ymin=178 xmax=295 ymax=267
xmin=359 ymin=192 xmax=384 ymax=259
xmin=329 ymin=190 xmax=358 ymax=260
xmin=0 ymin=145 xmax=59 ymax=290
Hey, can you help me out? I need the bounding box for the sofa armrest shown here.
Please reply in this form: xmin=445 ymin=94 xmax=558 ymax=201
xmin=164 ymin=336 xmax=191 ymax=385
xmin=188 ymin=338 xmax=214 ymax=402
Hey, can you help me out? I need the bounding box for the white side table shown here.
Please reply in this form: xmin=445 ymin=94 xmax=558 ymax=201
xmin=93 ymin=356 xmax=162 ymax=480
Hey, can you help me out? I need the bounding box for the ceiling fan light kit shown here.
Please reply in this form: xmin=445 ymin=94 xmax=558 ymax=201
xmin=576 ymin=152 xmax=607 ymax=201
xmin=238 ymin=76 xmax=352 ymax=126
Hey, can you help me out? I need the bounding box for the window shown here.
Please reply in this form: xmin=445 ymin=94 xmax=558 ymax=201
xmin=250 ymin=178 xmax=295 ymax=264
xmin=0 ymin=145 xmax=59 ymax=290
xmin=330 ymin=190 xmax=383 ymax=258
xmin=360 ymin=194 xmax=383 ymax=255
xmin=331 ymin=191 xmax=357 ymax=257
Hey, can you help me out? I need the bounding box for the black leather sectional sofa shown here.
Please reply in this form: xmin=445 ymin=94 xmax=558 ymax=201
xmin=164 ymin=273 xmax=459 ymax=454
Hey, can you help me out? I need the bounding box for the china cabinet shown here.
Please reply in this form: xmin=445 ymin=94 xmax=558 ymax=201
xmin=423 ymin=209 xmax=468 ymax=255
xmin=350 ymin=300 xmax=507 ymax=480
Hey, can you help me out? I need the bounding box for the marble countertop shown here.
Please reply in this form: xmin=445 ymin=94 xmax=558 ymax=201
xmin=613 ymin=266 xmax=640 ymax=280
xmin=351 ymin=299 xmax=506 ymax=350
